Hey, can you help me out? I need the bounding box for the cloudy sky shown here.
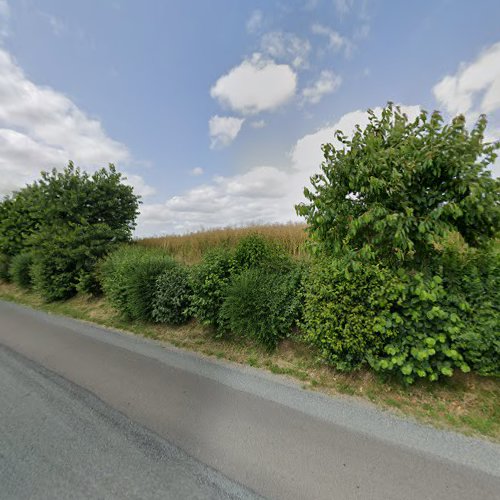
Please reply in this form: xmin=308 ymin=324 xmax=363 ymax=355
xmin=0 ymin=0 xmax=499 ymax=236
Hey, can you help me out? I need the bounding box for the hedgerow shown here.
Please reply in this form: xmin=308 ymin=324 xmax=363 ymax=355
xmin=152 ymin=265 xmax=193 ymax=325
xmin=8 ymin=252 xmax=34 ymax=289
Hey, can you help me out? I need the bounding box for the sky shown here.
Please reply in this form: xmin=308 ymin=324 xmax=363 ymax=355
xmin=0 ymin=0 xmax=499 ymax=236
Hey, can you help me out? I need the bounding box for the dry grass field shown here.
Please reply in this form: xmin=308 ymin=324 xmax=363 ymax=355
xmin=137 ymin=223 xmax=309 ymax=263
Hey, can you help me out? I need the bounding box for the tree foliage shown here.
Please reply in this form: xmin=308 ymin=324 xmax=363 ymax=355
xmin=296 ymin=104 xmax=500 ymax=265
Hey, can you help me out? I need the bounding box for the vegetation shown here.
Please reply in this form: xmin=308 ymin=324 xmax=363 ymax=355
xmin=0 ymin=163 xmax=139 ymax=301
xmin=0 ymin=104 xmax=498 ymax=435
xmin=152 ymin=265 xmax=192 ymax=325
xmin=138 ymin=223 xmax=308 ymax=263
xmin=8 ymin=252 xmax=34 ymax=289
xmin=297 ymin=104 xmax=499 ymax=382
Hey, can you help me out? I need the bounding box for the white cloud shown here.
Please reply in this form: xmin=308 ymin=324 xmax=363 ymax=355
xmin=312 ymin=24 xmax=354 ymax=57
xmin=190 ymin=167 xmax=204 ymax=176
xmin=433 ymin=41 xmax=500 ymax=117
xmin=433 ymin=41 xmax=500 ymax=178
xmin=260 ymin=31 xmax=311 ymax=69
xmin=209 ymin=115 xmax=244 ymax=149
xmin=302 ymin=70 xmax=342 ymax=104
xmin=138 ymin=105 xmax=421 ymax=235
xmin=246 ymin=10 xmax=263 ymax=34
xmin=0 ymin=48 xmax=153 ymax=198
xmin=40 ymin=12 xmax=66 ymax=36
xmin=210 ymin=53 xmax=297 ymax=115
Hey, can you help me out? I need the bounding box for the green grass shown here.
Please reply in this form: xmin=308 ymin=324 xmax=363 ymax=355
xmin=0 ymin=280 xmax=499 ymax=442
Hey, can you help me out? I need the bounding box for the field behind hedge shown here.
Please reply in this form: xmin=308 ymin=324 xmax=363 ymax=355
xmin=137 ymin=223 xmax=309 ymax=264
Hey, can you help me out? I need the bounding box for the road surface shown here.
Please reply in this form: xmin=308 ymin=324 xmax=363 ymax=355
xmin=0 ymin=300 xmax=499 ymax=499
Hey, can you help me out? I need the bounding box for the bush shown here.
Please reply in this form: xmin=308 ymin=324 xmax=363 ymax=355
xmin=0 ymin=254 xmax=10 ymax=281
xmin=100 ymin=246 xmax=176 ymax=321
xmin=232 ymin=234 xmax=292 ymax=273
xmin=440 ymin=244 xmax=500 ymax=376
xmin=189 ymin=247 xmax=234 ymax=327
xmin=152 ymin=265 xmax=192 ymax=325
xmin=9 ymin=252 xmax=34 ymax=289
xmin=368 ymin=272 xmax=471 ymax=383
xmin=302 ymin=258 xmax=400 ymax=371
xmin=219 ymin=266 xmax=303 ymax=349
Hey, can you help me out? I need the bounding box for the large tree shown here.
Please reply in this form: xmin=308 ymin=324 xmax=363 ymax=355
xmin=296 ymin=104 xmax=500 ymax=265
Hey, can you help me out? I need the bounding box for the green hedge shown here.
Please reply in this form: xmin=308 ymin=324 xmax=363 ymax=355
xmin=152 ymin=265 xmax=192 ymax=325
xmin=0 ymin=254 xmax=10 ymax=282
xmin=100 ymin=246 xmax=176 ymax=321
xmin=219 ymin=266 xmax=303 ymax=349
xmin=8 ymin=252 xmax=34 ymax=289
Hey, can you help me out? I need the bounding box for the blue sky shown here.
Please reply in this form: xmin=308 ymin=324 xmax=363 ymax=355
xmin=0 ymin=0 xmax=499 ymax=235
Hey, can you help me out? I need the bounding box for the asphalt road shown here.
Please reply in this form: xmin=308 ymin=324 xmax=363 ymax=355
xmin=0 ymin=300 xmax=499 ymax=500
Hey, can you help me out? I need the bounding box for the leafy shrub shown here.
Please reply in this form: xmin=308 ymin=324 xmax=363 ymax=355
xmin=440 ymin=243 xmax=500 ymax=376
xmin=152 ymin=265 xmax=192 ymax=325
xmin=8 ymin=252 xmax=34 ymax=289
xmin=100 ymin=246 xmax=176 ymax=321
xmin=232 ymin=234 xmax=292 ymax=273
xmin=189 ymin=247 xmax=234 ymax=327
xmin=0 ymin=254 xmax=10 ymax=281
xmin=368 ymin=272 xmax=471 ymax=383
xmin=302 ymin=258 xmax=400 ymax=371
xmin=219 ymin=266 xmax=303 ymax=349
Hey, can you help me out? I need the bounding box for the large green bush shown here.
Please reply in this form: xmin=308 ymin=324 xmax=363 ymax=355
xmin=100 ymin=246 xmax=176 ymax=321
xmin=0 ymin=163 xmax=139 ymax=300
xmin=232 ymin=234 xmax=292 ymax=273
xmin=368 ymin=272 xmax=471 ymax=383
xmin=302 ymin=258 xmax=400 ymax=371
xmin=440 ymin=243 xmax=500 ymax=376
xmin=8 ymin=252 xmax=34 ymax=289
xmin=219 ymin=266 xmax=303 ymax=349
xmin=152 ymin=265 xmax=193 ymax=325
xmin=189 ymin=247 xmax=235 ymax=327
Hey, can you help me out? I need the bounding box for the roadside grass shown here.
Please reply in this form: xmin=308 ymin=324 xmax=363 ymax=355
xmin=1 ymin=280 xmax=498 ymax=442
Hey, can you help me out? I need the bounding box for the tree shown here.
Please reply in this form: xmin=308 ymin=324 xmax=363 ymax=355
xmin=296 ymin=104 xmax=500 ymax=266
xmin=0 ymin=162 xmax=140 ymax=299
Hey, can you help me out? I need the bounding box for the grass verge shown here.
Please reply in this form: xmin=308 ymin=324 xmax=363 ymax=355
xmin=0 ymin=280 xmax=498 ymax=442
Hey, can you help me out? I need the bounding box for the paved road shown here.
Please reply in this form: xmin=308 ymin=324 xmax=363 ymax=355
xmin=0 ymin=300 xmax=499 ymax=500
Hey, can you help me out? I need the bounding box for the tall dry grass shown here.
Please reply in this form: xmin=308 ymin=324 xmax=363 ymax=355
xmin=137 ymin=223 xmax=309 ymax=264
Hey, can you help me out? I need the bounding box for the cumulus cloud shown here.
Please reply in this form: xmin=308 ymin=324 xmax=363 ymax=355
xmin=433 ymin=41 xmax=500 ymax=117
xmin=210 ymin=53 xmax=297 ymax=115
xmin=312 ymin=24 xmax=353 ymax=57
xmin=334 ymin=0 xmax=355 ymax=16
xmin=246 ymin=10 xmax=263 ymax=34
xmin=209 ymin=115 xmax=245 ymax=149
xmin=250 ymin=119 xmax=266 ymax=129
xmin=260 ymin=31 xmax=311 ymax=69
xmin=138 ymin=105 xmax=421 ymax=235
xmin=302 ymin=70 xmax=342 ymax=104
xmin=0 ymin=48 xmax=153 ymax=197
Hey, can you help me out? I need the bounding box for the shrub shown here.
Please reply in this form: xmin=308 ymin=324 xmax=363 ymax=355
xmin=189 ymin=247 xmax=234 ymax=327
xmin=8 ymin=252 xmax=34 ymax=289
xmin=440 ymin=244 xmax=500 ymax=376
xmin=0 ymin=254 xmax=10 ymax=281
xmin=302 ymin=258 xmax=400 ymax=371
xmin=152 ymin=265 xmax=192 ymax=325
xmin=232 ymin=234 xmax=292 ymax=273
xmin=100 ymin=246 xmax=144 ymax=315
xmin=368 ymin=272 xmax=471 ymax=384
xmin=100 ymin=246 xmax=176 ymax=321
xmin=219 ymin=266 xmax=303 ymax=349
